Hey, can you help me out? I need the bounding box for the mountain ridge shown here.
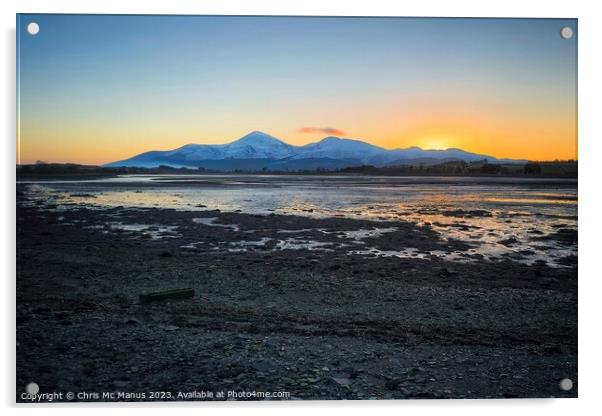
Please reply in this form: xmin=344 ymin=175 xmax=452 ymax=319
xmin=104 ymin=131 xmax=526 ymax=170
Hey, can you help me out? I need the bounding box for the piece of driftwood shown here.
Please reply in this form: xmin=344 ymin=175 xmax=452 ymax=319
xmin=139 ymin=288 xmax=195 ymax=304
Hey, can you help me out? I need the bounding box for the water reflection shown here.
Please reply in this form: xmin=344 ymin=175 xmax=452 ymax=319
xmin=20 ymin=175 xmax=577 ymax=268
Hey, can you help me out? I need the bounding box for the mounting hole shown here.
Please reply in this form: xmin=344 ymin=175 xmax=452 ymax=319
xmin=25 ymin=382 xmax=39 ymax=395
xmin=560 ymin=26 xmax=573 ymax=40
xmin=559 ymin=378 xmax=573 ymax=391
xmin=26 ymin=22 xmax=40 ymax=36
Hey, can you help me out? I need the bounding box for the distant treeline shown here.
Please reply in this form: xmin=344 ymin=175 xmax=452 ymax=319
xmin=336 ymin=160 xmax=578 ymax=178
xmin=17 ymin=159 xmax=577 ymax=178
xmin=16 ymin=163 xmax=194 ymax=179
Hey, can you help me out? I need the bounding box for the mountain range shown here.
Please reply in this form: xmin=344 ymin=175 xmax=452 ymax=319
xmin=104 ymin=131 xmax=526 ymax=171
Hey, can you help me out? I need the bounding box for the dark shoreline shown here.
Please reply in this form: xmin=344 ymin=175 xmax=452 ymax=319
xmin=17 ymin=172 xmax=578 ymax=190
xmin=17 ymin=172 xmax=578 ymax=183
xmin=16 ymin=190 xmax=577 ymax=401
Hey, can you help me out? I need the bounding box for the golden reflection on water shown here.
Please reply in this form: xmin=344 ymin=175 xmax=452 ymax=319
xmin=86 ymin=191 xmax=188 ymax=208
xmin=25 ymin=178 xmax=577 ymax=267
xmin=420 ymin=192 xmax=577 ymax=205
xmin=481 ymin=197 xmax=576 ymax=205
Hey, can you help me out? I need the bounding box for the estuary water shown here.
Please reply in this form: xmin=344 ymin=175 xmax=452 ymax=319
xmin=19 ymin=174 xmax=577 ymax=267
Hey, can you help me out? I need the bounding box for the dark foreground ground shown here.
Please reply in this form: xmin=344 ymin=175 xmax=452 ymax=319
xmin=16 ymin=190 xmax=577 ymax=401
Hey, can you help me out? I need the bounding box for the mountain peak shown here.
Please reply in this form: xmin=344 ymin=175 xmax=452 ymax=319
xmin=234 ymin=131 xmax=284 ymax=145
xmin=318 ymin=136 xmax=371 ymax=146
xmin=313 ymin=136 xmax=385 ymax=151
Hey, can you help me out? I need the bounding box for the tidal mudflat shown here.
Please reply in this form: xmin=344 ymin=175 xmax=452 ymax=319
xmin=16 ymin=175 xmax=577 ymax=400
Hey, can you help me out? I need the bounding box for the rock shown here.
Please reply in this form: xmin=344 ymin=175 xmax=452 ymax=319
xmin=440 ymin=267 xmax=458 ymax=276
xmin=348 ymin=369 xmax=360 ymax=379
xmin=385 ymin=378 xmax=403 ymax=390
xmin=499 ymin=237 xmax=518 ymax=246
xmin=251 ymin=359 xmax=276 ymax=372
xmin=159 ymin=324 xmax=179 ymax=331
xmin=332 ymin=377 xmax=351 ymax=387
xmin=388 ymin=358 xmax=402 ymax=368
xmin=398 ymin=387 xmax=411 ymax=395
xmin=409 ymin=367 xmax=426 ymax=375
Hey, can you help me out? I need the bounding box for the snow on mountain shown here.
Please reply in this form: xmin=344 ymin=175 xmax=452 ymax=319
xmin=292 ymin=137 xmax=398 ymax=165
xmin=166 ymin=131 xmax=295 ymax=161
xmin=105 ymin=131 xmax=522 ymax=170
xmin=215 ymin=131 xmax=295 ymax=159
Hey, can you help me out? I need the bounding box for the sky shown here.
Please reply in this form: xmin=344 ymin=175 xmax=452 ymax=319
xmin=17 ymin=15 xmax=577 ymax=165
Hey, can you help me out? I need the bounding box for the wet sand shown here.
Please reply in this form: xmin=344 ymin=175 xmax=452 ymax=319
xmin=16 ymin=186 xmax=577 ymax=400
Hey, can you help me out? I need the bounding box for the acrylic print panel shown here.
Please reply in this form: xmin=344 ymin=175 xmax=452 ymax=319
xmin=16 ymin=14 xmax=577 ymax=402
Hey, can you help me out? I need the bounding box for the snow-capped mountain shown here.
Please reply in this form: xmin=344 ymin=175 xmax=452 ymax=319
xmin=104 ymin=131 xmax=524 ymax=170
xmin=163 ymin=131 xmax=296 ymax=160
xmin=292 ymin=137 xmax=399 ymax=166
xmin=114 ymin=132 xmax=295 ymax=167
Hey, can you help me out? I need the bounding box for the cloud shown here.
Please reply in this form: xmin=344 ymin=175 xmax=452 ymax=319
xmin=298 ymin=127 xmax=346 ymax=136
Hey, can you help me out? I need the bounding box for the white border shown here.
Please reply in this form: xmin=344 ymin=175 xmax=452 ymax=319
xmin=3 ymin=1 xmax=600 ymax=415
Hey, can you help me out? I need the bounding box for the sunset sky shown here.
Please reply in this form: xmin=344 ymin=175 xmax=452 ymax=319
xmin=17 ymin=15 xmax=577 ymax=165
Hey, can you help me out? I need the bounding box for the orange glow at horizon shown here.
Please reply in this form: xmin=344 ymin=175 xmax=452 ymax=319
xmin=17 ymin=82 xmax=577 ymax=165
xmin=17 ymin=123 xmax=577 ymax=165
